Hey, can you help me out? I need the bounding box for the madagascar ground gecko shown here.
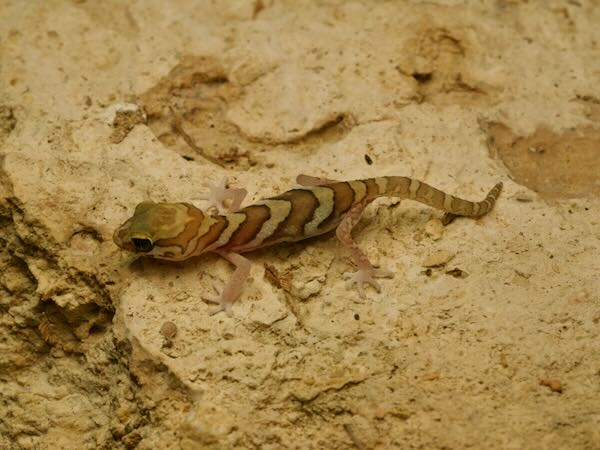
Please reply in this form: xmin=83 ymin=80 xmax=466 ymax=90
xmin=113 ymin=175 xmax=502 ymax=315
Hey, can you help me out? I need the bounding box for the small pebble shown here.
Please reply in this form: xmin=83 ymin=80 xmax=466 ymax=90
xmin=422 ymin=250 xmax=455 ymax=268
xmin=540 ymin=378 xmax=562 ymax=393
xmin=425 ymin=218 xmax=445 ymax=241
xmin=160 ymin=321 xmax=177 ymax=340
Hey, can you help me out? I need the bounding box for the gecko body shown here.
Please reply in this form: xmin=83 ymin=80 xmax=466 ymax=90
xmin=114 ymin=175 xmax=502 ymax=314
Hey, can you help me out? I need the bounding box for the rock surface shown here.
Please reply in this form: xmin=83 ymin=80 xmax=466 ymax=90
xmin=1 ymin=1 xmax=599 ymax=449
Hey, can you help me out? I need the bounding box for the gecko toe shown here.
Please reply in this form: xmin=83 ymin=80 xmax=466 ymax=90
xmin=206 ymin=299 xmax=233 ymax=316
xmin=203 ymin=282 xmax=225 ymax=304
xmin=373 ymin=268 xmax=394 ymax=278
xmin=371 ymin=279 xmax=382 ymax=292
xmin=203 ymin=293 xmax=221 ymax=304
xmin=356 ymin=282 xmax=365 ymax=299
xmin=208 ymin=304 xmax=223 ymax=315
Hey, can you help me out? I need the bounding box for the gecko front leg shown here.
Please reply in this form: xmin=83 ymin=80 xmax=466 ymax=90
xmin=203 ymin=251 xmax=252 ymax=316
xmin=199 ymin=177 xmax=247 ymax=214
xmin=336 ymin=200 xmax=394 ymax=298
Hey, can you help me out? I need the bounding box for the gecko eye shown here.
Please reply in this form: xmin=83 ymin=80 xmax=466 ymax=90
xmin=131 ymin=238 xmax=154 ymax=253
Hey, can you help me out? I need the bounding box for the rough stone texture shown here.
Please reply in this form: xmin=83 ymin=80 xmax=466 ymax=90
xmin=1 ymin=1 xmax=600 ymax=449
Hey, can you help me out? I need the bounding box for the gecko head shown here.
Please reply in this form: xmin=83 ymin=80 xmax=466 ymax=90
xmin=113 ymin=201 xmax=209 ymax=261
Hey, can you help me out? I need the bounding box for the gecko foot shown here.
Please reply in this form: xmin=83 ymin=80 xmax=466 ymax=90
xmin=343 ymin=267 xmax=394 ymax=298
xmin=202 ymin=282 xmax=235 ymax=316
xmin=203 ymin=292 xmax=234 ymax=317
xmin=199 ymin=177 xmax=247 ymax=214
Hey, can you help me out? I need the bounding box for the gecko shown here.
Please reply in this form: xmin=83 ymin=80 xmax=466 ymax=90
xmin=113 ymin=175 xmax=502 ymax=315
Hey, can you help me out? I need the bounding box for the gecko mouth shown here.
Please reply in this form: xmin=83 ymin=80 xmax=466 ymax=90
xmin=120 ymin=254 xmax=141 ymax=267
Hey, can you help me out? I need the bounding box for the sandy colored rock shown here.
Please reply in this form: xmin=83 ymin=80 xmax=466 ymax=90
xmin=422 ymin=249 xmax=455 ymax=268
xmin=424 ymin=217 xmax=445 ymax=241
xmin=1 ymin=1 xmax=600 ymax=450
xmin=540 ymin=378 xmax=563 ymax=394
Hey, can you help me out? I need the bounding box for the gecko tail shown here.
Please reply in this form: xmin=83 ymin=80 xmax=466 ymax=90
xmin=380 ymin=176 xmax=503 ymax=218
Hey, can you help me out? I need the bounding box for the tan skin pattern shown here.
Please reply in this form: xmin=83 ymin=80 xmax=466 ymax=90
xmin=114 ymin=175 xmax=502 ymax=315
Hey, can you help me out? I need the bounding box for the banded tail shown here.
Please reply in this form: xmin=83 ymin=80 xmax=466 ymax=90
xmin=297 ymin=174 xmax=502 ymax=219
xmin=374 ymin=176 xmax=503 ymax=217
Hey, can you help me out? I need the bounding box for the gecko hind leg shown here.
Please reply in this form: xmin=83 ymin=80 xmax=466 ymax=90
xmin=199 ymin=177 xmax=247 ymax=214
xmin=203 ymin=251 xmax=252 ymax=316
xmin=336 ymin=200 xmax=394 ymax=298
xmin=296 ymin=174 xmax=339 ymax=187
